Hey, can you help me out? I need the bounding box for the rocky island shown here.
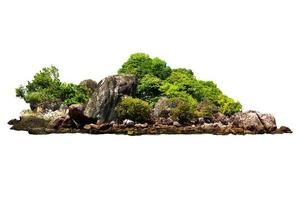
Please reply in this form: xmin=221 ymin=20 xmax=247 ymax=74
xmin=9 ymin=53 xmax=292 ymax=135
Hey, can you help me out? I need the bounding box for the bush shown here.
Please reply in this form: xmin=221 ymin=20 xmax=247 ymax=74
xmin=115 ymin=96 xmax=151 ymax=123
xmin=217 ymin=95 xmax=242 ymax=115
xmin=16 ymin=66 xmax=90 ymax=107
xmin=168 ymin=96 xmax=197 ymax=123
xmin=195 ymin=99 xmax=218 ymax=120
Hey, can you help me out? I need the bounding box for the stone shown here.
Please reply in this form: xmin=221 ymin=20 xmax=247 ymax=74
xmin=257 ymin=113 xmax=277 ymax=132
xmin=135 ymin=123 xmax=148 ymax=128
xmin=68 ymin=104 xmax=95 ymax=126
xmin=196 ymin=117 xmax=205 ymax=125
xmin=152 ymin=97 xmax=170 ymax=119
xmin=84 ymin=124 xmax=92 ymax=130
xmin=123 ymin=119 xmax=135 ymax=127
xmin=49 ymin=117 xmax=65 ymax=129
xmin=80 ymin=79 xmax=98 ymax=95
xmin=173 ymin=121 xmax=181 ymax=127
xmin=84 ymin=75 xmax=137 ymax=121
xmin=229 ymin=111 xmax=265 ymax=133
xmin=273 ymin=126 xmax=293 ymax=134
xmin=213 ymin=112 xmax=229 ymax=125
xmin=31 ymin=100 xmax=64 ymax=112
xmin=11 ymin=116 xmax=50 ymax=131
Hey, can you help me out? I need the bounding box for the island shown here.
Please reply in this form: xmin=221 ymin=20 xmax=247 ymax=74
xmin=8 ymin=53 xmax=292 ymax=135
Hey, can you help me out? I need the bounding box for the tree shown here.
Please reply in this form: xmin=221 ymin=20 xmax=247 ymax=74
xmin=16 ymin=66 xmax=91 ymax=107
xmin=118 ymin=52 xmax=171 ymax=80
xmin=137 ymin=74 xmax=162 ymax=105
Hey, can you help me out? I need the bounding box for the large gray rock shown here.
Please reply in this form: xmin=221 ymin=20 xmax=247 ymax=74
xmin=84 ymin=75 xmax=137 ymax=121
xmin=257 ymin=113 xmax=277 ymax=132
xmin=230 ymin=111 xmax=265 ymax=133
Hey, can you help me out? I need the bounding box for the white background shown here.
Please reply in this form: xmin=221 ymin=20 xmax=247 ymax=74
xmin=0 ymin=0 xmax=299 ymax=199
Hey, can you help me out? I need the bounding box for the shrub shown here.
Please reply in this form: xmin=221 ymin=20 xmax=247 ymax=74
xmin=195 ymin=99 xmax=219 ymax=120
xmin=217 ymin=95 xmax=242 ymax=115
xmin=16 ymin=66 xmax=90 ymax=107
xmin=168 ymin=96 xmax=197 ymax=123
xmin=115 ymin=96 xmax=151 ymax=123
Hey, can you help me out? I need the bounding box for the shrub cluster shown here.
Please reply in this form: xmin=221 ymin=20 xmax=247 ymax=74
xmin=16 ymin=66 xmax=90 ymax=107
xmin=117 ymin=53 xmax=242 ymax=122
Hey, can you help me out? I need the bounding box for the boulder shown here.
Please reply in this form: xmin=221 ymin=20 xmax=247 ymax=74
xmin=123 ymin=119 xmax=135 ymax=127
xmin=30 ymin=100 xmax=64 ymax=112
xmin=80 ymin=79 xmax=98 ymax=95
xmin=173 ymin=121 xmax=181 ymax=127
xmin=152 ymin=97 xmax=170 ymax=119
xmin=229 ymin=111 xmax=265 ymax=133
xmin=213 ymin=112 xmax=229 ymax=125
xmin=68 ymin=104 xmax=95 ymax=126
xmin=84 ymin=75 xmax=137 ymax=121
xmin=257 ymin=113 xmax=277 ymax=132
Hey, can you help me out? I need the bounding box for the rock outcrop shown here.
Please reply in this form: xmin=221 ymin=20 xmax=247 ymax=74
xmin=229 ymin=110 xmax=277 ymax=133
xmin=84 ymin=75 xmax=137 ymax=122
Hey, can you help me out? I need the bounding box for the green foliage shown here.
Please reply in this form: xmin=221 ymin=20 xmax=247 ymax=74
xmin=118 ymin=53 xmax=171 ymax=80
xmin=217 ymin=95 xmax=242 ymax=115
xmin=115 ymin=96 xmax=151 ymax=123
xmin=168 ymin=96 xmax=197 ymax=123
xmin=195 ymin=99 xmax=218 ymax=119
xmin=59 ymin=83 xmax=91 ymax=105
xmin=16 ymin=66 xmax=90 ymax=106
xmin=137 ymin=74 xmax=162 ymax=105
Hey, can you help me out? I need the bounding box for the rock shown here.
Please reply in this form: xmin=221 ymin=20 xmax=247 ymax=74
xmin=98 ymin=123 xmax=111 ymax=130
xmin=61 ymin=116 xmax=74 ymax=128
xmin=273 ymin=126 xmax=293 ymax=134
xmin=152 ymin=97 xmax=171 ymax=119
xmin=49 ymin=117 xmax=65 ymax=129
xmin=135 ymin=123 xmax=148 ymax=128
xmin=109 ymin=120 xmax=116 ymax=126
xmin=173 ymin=121 xmax=181 ymax=127
xmin=68 ymin=104 xmax=95 ymax=126
xmin=8 ymin=119 xmax=19 ymax=125
xmin=84 ymin=75 xmax=137 ymax=121
xmin=257 ymin=113 xmax=277 ymax=132
xmin=11 ymin=116 xmax=50 ymax=131
xmin=213 ymin=112 xmax=229 ymax=125
xmin=196 ymin=118 xmax=205 ymax=125
xmin=123 ymin=119 xmax=135 ymax=127
xmin=159 ymin=117 xmax=174 ymax=125
xmin=80 ymin=79 xmax=98 ymax=95
xmin=84 ymin=124 xmax=91 ymax=130
xmin=229 ymin=111 xmax=265 ymax=133
xmin=30 ymin=100 xmax=64 ymax=112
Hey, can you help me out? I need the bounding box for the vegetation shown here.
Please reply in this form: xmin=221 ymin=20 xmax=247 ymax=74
xmin=118 ymin=52 xmax=242 ymax=119
xmin=16 ymin=53 xmax=242 ymax=124
xmin=16 ymin=66 xmax=90 ymax=106
xmin=115 ymin=96 xmax=151 ymax=123
xmin=168 ymin=96 xmax=197 ymax=123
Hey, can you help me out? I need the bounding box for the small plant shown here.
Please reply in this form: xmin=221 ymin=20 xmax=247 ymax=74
xmin=115 ymin=96 xmax=151 ymax=123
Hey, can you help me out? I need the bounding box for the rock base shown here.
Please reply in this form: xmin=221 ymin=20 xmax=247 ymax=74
xmin=9 ymin=119 xmax=292 ymax=135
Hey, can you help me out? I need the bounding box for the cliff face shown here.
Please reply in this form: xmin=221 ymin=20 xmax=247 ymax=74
xmin=84 ymin=75 xmax=137 ymax=122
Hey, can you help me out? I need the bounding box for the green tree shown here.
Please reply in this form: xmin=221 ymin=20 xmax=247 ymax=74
xmin=137 ymin=74 xmax=162 ymax=105
xmin=118 ymin=52 xmax=171 ymax=80
xmin=16 ymin=66 xmax=91 ymax=107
